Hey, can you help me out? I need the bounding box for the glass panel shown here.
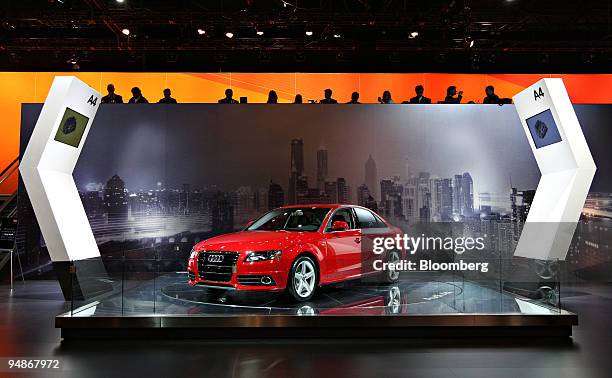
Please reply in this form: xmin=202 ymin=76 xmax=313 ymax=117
xmin=68 ymin=254 xmax=561 ymax=317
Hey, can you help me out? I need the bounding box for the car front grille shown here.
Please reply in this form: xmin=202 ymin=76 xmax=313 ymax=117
xmin=197 ymin=251 xmax=240 ymax=283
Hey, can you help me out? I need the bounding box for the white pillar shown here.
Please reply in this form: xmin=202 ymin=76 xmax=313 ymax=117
xmin=20 ymin=76 xmax=101 ymax=263
xmin=512 ymin=78 xmax=596 ymax=261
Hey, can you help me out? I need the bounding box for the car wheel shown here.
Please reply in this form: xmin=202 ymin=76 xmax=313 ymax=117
xmin=294 ymin=303 xmax=319 ymax=316
xmin=381 ymin=250 xmax=401 ymax=283
xmin=287 ymin=255 xmax=318 ymax=302
xmin=384 ymin=286 xmax=402 ymax=314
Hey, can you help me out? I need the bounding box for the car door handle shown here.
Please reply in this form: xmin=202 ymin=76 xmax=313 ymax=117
xmin=355 ymin=238 xmax=361 ymax=244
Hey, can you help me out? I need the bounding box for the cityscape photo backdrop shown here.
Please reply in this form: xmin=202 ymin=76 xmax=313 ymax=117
xmin=17 ymin=104 xmax=612 ymax=279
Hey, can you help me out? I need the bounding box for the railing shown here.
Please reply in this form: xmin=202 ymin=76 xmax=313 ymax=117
xmin=0 ymin=157 xmax=20 ymax=291
xmin=0 ymin=157 xmax=19 ymax=196
xmin=67 ymin=253 xmax=563 ymax=317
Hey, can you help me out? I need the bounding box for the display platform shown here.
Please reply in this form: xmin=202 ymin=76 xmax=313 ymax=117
xmin=56 ymin=271 xmax=577 ymax=339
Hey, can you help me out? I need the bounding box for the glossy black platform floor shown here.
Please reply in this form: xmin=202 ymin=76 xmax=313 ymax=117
xmin=1 ymin=280 xmax=611 ymax=377
xmin=55 ymin=272 xmax=576 ymax=338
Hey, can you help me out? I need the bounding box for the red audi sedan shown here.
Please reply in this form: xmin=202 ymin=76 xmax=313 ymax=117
xmin=187 ymin=204 xmax=402 ymax=301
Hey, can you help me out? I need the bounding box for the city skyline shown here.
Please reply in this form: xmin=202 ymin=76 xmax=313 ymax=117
xmin=50 ymin=105 xmax=544 ymax=200
xmin=78 ymin=138 xmax=526 ymax=223
xmin=78 ymin=134 xmax=527 ymax=215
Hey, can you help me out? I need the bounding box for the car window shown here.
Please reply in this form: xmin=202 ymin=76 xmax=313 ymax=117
xmin=354 ymin=208 xmax=386 ymax=229
xmin=326 ymin=208 xmax=355 ymax=231
xmin=247 ymin=208 xmax=331 ymax=232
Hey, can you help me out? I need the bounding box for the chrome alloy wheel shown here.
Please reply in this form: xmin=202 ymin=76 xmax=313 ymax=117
xmin=387 ymin=251 xmax=401 ymax=281
xmin=293 ymin=259 xmax=316 ymax=298
xmin=387 ymin=286 xmax=401 ymax=314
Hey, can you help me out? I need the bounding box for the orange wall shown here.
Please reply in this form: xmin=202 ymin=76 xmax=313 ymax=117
xmin=2 ymin=72 xmax=611 ymax=194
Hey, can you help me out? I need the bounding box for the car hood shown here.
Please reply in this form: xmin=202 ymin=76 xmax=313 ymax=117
xmin=194 ymin=230 xmax=310 ymax=252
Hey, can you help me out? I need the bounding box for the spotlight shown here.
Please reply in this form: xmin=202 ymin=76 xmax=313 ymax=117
xmin=305 ymin=30 xmax=313 ymax=36
xmin=121 ymin=28 xmax=130 ymax=36
xmin=333 ymin=33 xmax=341 ymax=38
xmin=225 ymin=32 xmax=234 ymax=38
xmin=409 ymin=31 xmax=419 ymax=38
xmin=256 ymin=30 xmax=264 ymax=36
xmin=470 ymin=39 xmax=475 ymax=48
xmin=116 ymin=0 xmax=125 ymax=3
xmin=464 ymin=37 xmax=474 ymax=48
xmin=197 ymin=28 xmax=206 ymax=35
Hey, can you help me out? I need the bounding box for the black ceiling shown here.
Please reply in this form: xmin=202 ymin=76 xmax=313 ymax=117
xmin=1 ymin=0 xmax=611 ymax=72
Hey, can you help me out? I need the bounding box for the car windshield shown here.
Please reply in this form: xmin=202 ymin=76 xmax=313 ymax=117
xmin=246 ymin=207 xmax=332 ymax=232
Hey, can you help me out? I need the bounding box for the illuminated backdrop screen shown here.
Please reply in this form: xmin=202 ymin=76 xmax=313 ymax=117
xmin=18 ymin=104 xmax=612 ymax=279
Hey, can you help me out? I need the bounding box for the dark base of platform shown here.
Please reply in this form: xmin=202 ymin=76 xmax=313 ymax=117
xmin=57 ymin=313 xmax=577 ymax=339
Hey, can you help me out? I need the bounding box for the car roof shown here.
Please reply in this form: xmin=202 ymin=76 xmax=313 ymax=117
xmin=279 ymin=204 xmax=343 ymax=209
xmin=278 ymin=204 xmax=374 ymax=212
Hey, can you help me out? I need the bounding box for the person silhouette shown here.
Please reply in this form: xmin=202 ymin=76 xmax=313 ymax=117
xmin=406 ymin=85 xmax=431 ymax=104
xmin=158 ymin=88 xmax=177 ymax=104
xmin=128 ymin=87 xmax=149 ymax=104
xmin=378 ymin=90 xmax=394 ymax=104
xmin=267 ymin=90 xmax=279 ymax=103
xmin=444 ymin=86 xmax=463 ymax=104
xmin=218 ymin=88 xmax=239 ymax=104
xmin=347 ymin=92 xmax=361 ymax=104
xmin=320 ymin=89 xmax=338 ymax=104
xmin=101 ymin=84 xmax=123 ymax=104
xmin=483 ymin=85 xmax=501 ymax=104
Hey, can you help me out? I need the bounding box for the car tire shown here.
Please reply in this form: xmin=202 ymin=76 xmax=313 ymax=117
xmin=294 ymin=303 xmax=319 ymax=316
xmin=287 ymin=255 xmax=319 ymax=302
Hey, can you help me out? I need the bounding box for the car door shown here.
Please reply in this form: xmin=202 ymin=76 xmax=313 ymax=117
xmin=324 ymin=207 xmax=362 ymax=281
xmin=353 ymin=207 xmax=390 ymax=277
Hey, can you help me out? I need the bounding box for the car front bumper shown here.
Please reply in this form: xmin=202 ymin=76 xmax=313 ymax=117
xmin=187 ymin=254 xmax=288 ymax=291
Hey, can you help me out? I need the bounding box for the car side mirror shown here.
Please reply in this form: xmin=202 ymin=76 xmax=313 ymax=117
xmin=331 ymin=220 xmax=349 ymax=231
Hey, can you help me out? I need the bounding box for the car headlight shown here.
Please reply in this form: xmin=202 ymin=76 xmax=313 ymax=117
xmin=245 ymin=250 xmax=282 ymax=263
xmin=189 ymin=249 xmax=200 ymax=260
